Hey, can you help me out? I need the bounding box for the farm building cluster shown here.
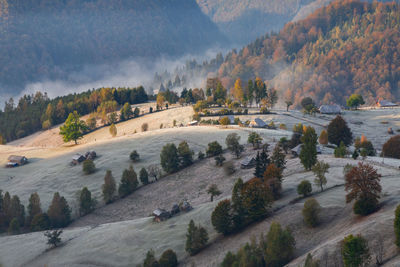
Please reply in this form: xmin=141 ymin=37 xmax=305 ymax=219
xmin=152 ymin=201 xmax=193 ymax=222
xmin=71 ymin=151 xmax=97 ymax=166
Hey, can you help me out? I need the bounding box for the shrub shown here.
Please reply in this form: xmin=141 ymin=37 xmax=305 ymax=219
xmin=215 ymin=154 xmax=226 ymax=166
xmin=143 ymin=249 xmax=158 ymax=267
xmin=353 ymin=196 xmax=378 ymax=216
xmin=102 ymin=170 xmax=116 ymax=204
xmin=130 ymin=150 xmax=140 ymax=162
xmin=82 ymin=159 xmax=95 ymax=174
xmin=297 ymin=180 xmax=312 ymax=197
xmin=382 ymin=135 xmax=400 ymax=159
xmin=118 ymin=165 xmax=138 ymax=198
xmin=334 ymin=141 xmax=347 ymax=158
xmin=185 ymin=220 xmax=208 ymax=256
xmin=141 ymin=123 xmax=149 ymax=132
xmin=44 ymin=230 xmax=63 ymax=248
xmin=352 ymin=149 xmax=359 ymax=159
xmin=265 ymin=222 xmax=296 ymax=267
xmin=139 ymin=168 xmax=149 ymax=185
xmin=279 ymin=124 xmax=287 ymax=130
xmin=302 ymin=198 xmax=321 ymax=227
xmin=159 ymin=249 xmax=178 ymax=267
xmin=30 ymin=213 xmax=50 ymax=232
xmin=354 ymin=136 xmax=375 ymax=156
xmin=211 ymin=199 xmax=233 ymax=235
xmin=327 ymin=115 xmax=353 ymax=146
xmin=160 ymin=143 xmax=180 ymax=173
xmin=198 ymin=151 xmax=205 ymax=160
xmin=260 ymin=107 xmax=269 ymax=114
xmin=395 ymin=205 xmax=400 ymax=247
xmin=109 ymin=123 xmax=117 ymax=137
xmin=206 ymin=141 xmax=223 ymax=157
xmin=223 ymin=161 xmax=235 ymax=175
xmin=341 ymin=235 xmax=370 ymax=267
xmin=219 ymin=116 xmax=230 ymax=125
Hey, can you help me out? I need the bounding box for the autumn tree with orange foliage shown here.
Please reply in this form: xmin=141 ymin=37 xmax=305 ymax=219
xmin=263 ymin=164 xmax=283 ymax=199
xmin=241 ymin=178 xmax=273 ymax=221
xmin=345 ymin=162 xmax=382 ymax=215
xmin=319 ymin=130 xmax=328 ymax=145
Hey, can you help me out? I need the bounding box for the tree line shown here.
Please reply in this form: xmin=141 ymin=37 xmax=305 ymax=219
xmin=0 ymin=86 xmax=148 ymax=143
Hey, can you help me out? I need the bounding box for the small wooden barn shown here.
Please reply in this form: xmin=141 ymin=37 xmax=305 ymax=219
xmin=219 ymin=115 xmax=235 ymax=124
xmin=7 ymin=155 xmax=28 ymax=167
xmin=72 ymin=154 xmax=86 ymax=165
xmin=152 ymin=209 xmax=171 ymax=222
xmin=319 ymin=104 xmax=342 ymax=114
xmin=249 ymin=118 xmax=267 ymax=128
xmin=376 ymin=100 xmax=398 ymax=108
xmin=240 ymin=156 xmax=256 ymax=169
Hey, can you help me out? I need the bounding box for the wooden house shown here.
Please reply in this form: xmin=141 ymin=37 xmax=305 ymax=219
xmin=319 ymin=104 xmax=342 ymax=114
xmin=7 ymin=155 xmax=28 ymax=167
xmin=240 ymin=156 xmax=256 ymax=169
xmin=152 ymin=209 xmax=170 ymax=222
xmin=249 ymin=118 xmax=267 ymax=128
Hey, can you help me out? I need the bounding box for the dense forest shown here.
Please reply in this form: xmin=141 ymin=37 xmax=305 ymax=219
xmin=0 ymin=0 xmax=226 ymax=95
xmin=0 ymin=87 xmax=148 ymax=142
xmin=189 ymin=0 xmax=400 ymax=106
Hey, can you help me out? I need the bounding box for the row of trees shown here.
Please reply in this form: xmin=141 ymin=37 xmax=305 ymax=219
xmin=0 ymin=86 xmax=148 ymax=142
xmin=0 ymin=191 xmax=72 ymax=234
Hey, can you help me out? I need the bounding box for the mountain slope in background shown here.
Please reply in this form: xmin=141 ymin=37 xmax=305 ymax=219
xmin=196 ymin=0 xmax=315 ymax=45
xmin=198 ymin=0 xmax=400 ymax=105
xmin=0 ymin=0 xmax=226 ymax=95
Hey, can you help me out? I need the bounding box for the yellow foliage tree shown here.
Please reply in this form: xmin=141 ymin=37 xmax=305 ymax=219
xmin=109 ymin=123 xmax=117 ymax=137
xmin=232 ymin=78 xmax=244 ymax=103
xmin=319 ymin=130 xmax=328 ymax=145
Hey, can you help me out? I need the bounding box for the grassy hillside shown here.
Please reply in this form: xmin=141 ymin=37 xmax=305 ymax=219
xmin=0 ymin=0 xmax=226 ymax=94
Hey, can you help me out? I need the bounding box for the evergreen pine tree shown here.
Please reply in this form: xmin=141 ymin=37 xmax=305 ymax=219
xmin=10 ymin=195 xmax=25 ymax=227
xmin=300 ymin=126 xmax=318 ymax=170
xmin=139 ymin=168 xmax=149 ymax=185
xmin=211 ymin=199 xmax=233 ymax=235
xmin=79 ymin=187 xmax=95 ymax=216
xmin=27 ymin=192 xmax=42 ymax=226
xmin=118 ymin=165 xmax=138 ymax=198
xmin=253 ymin=152 xmax=264 ymax=178
xmin=47 ymin=192 xmax=71 ymax=228
xmin=232 ymin=178 xmax=246 ymax=230
xmin=271 ymin=144 xmax=286 ymax=171
xmin=102 ymin=170 xmax=116 ymax=204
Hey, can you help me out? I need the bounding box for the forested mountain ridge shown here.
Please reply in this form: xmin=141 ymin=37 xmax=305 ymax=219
xmin=196 ymin=0 xmax=318 ymax=45
xmin=201 ymin=0 xmax=400 ymax=106
xmin=0 ymin=0 xmax=226 ymax=94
